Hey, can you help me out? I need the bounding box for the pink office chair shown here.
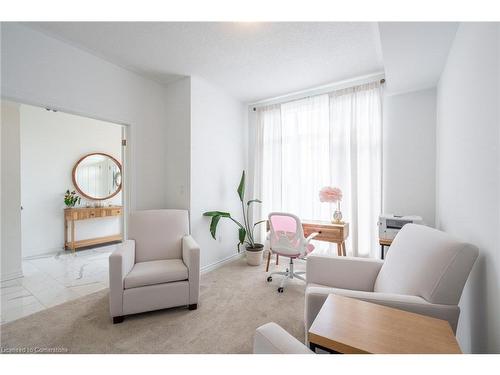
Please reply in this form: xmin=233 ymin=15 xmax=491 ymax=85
xmin=267 ymin=212 xmax=319 ymax=293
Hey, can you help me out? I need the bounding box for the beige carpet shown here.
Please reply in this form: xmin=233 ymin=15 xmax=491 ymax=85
xmin=0 ymin=257 xmax=306 ymax=353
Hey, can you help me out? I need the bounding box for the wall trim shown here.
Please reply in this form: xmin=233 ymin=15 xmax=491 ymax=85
xmin=201 ymin=252 xmax=245 ymax=274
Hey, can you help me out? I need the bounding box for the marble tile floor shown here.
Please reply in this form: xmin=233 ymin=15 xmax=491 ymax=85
xmin=1 ymin=244 xmax=115 ymax=324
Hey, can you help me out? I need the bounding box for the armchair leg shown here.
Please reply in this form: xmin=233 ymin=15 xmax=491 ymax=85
xmin=188 ymin=304 xmax=198 ymax=310
xmin=113 ymin=316 xmax=124 ymax=324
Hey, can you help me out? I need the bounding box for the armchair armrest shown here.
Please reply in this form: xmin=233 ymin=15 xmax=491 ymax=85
xmin=306 ymin=254 xmax=383 ymax=291
xmin=109 ymin=239 xmax=135 ymax=317
xmin=182 ymin=235 xmax=200 ymax=305
xmin=254 ymin=323 xmax=313 ymax=354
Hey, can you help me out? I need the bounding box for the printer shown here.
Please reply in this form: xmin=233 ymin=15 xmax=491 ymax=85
xmin=378 ymin=214 xmax=423 ymax=241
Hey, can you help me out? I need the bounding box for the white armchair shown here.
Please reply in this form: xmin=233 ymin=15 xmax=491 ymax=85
xmin=305 ymin=224 xmax=478 ymax=337
xmin=109 ymin=209 xmax=200 ymax=323
xmin=253 ymin=323 xmax=313 ymax=354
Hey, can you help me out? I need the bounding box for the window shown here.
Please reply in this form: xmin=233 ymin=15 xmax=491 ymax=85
xmin=253 ymin=82 xmax=382 ymax=257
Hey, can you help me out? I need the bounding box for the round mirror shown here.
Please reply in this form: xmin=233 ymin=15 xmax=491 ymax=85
xmin=72 ymin=153 xmax=122 ymax=200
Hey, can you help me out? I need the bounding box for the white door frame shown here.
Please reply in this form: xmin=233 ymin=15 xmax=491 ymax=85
xmin=2 ymin=95 xmax=132 ymax=262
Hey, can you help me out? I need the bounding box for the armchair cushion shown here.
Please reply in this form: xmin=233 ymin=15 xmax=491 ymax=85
xmin=124 ymin=259 xmax=188 ymax=289
xmin=374 ymin=224 xmax=479 ymax=305
xmin=129 ymin=209 xmax=189 ymax=263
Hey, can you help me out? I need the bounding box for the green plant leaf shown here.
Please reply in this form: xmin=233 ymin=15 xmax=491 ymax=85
xmin=209 ymin=215 xmax=222 ymax=239
xmin=253 ymin=219 xmax=267 ymax=228
xmin=237 ymin=170 xmax=245 ymax=202
xmin=238 ymin=227 xmax=246 ymax=244
xmin=247 ymin=199 xmax=262 ymax=206
xmin=203 ymin=211 xmax=230 ymax=217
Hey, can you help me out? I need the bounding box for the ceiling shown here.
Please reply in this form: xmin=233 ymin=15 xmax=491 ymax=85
xmin=26 ymin=22 xmax=458 ymax=102
xmin=27 ymin=22 xmax=384 ymax=103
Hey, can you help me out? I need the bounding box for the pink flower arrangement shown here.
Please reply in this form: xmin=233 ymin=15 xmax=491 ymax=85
xmin=319 ymin=186 xmax=343 ymax=203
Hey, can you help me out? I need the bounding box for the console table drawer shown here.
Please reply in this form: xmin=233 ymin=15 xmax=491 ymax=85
xmin=109 ymin=208 xmax=122 ymax=216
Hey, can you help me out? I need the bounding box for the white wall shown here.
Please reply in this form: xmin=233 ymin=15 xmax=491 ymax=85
xmin=1 ymin=23 xmax=170 ymax=211
xmin=1 ymin=23 xmax=172 ymax=277
xmin=1 ymin=101 xmax=23 ymax=281
xmin=164 ymin=77 xmax=191 ymax=210
xmin=2 ymin=24 xmax=249 ymax=273
xmin=383 ymin=88 xmax=437 ymax=225
xmin=436 ymin=23 xmax=500 ymax=353
xmin=20 ymin=104 xmax=122 ymax=257
xmin=190 ymin=76 xmax=247 ymax=269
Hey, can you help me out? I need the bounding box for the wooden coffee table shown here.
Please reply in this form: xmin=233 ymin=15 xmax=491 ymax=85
xmin=308 ymin=294 xmax=461 ymax=354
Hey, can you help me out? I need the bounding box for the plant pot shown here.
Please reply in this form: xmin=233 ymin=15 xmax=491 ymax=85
xmin=245 ymin=244 xmax=264 ymax=266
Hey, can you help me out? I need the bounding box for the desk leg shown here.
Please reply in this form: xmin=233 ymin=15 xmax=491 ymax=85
xmin=64 ymin=219 xmax=68 ymax=250
xmin=309 ymin=342 xmax=317 ymax=352
xmin=341 ymin=241 xmax=346 ymax=256
xmin=336 ymin=243 xmax=342 ymax=256
xmin=381 ymin=245 xmax=385 ymax=260
xmin=309 ymin=342 xmax=340 ymax=354
xmin=265 ymin=250 xmax=271 ymax=272
xmin=71 ymin=220 xmax=76 ymax=253
xmin=276 ymin=254 xmax=279 ymax=266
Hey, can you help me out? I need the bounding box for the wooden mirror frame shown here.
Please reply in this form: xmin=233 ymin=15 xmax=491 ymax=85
xmin=72 ymin=152 xmax=122 ymax=201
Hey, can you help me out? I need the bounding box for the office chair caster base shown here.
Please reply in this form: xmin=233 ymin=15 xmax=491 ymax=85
xmin=277 ymin=287 xmax=284 ymax=293
xmin=267 ymin=276 xmax=273 ymax=282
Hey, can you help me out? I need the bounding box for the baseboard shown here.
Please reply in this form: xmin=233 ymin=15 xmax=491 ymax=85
xmin=22 ymin=248 xmax=60 ymax=260
xmin=201 ymin=252 xmax=245 ymax=274
xmin=20 ymin=248 xmax=244 ymax=277
xmin=1 ymin=270 xmax=24 ymax=282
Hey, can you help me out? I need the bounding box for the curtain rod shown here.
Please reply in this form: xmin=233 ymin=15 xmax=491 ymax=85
xmin=250 ymin=73 xmax=385 ymax=111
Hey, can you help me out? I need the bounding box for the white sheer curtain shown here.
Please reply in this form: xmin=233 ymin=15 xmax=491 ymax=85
xmin=253 ymin=82 xmax=382 ymax=257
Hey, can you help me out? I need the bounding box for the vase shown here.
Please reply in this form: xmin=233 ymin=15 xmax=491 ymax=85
xmin=332 ymin=201 xmax=343 ymax=224
xmin=245 ymin=244 xmax=264 ymax=266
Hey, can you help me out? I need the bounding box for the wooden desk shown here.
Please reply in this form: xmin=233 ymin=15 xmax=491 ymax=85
xmin=265 ymin=220 xmax=349 ymax=272
xmin=64 ymin=206 xmax=123 ymax=252
xmin=308 ymin=294 xmax=461 ymax=354
xmin=302 ymin=220 xmax=349 ymax=256
xmin=379 ymin=238 xmax=393 ymax=259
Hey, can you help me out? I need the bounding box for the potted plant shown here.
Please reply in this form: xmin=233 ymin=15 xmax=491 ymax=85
xmin=203 ymin=171 xmax=266 ymax=266
xmin=64 ymin=190 xmax=81 ymax=208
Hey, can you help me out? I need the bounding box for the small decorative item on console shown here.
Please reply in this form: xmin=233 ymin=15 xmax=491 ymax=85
xmin=64 ymin=190 xmax=81 ymax=208
xmin=319 ymin=186 xmax=343 ymax=224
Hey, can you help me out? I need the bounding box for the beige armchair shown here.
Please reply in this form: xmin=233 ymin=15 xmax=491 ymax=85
xmin=305 ymin=224 xmax=478 ymax=337
xmin=253 ymin=323 xmax=313 ymax=354
xmin=109 ymin=209 xmax=200 ymax=323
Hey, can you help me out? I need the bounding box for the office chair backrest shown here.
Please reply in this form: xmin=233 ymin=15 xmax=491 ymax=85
xmin=268 ymin=212 xmax=306 ymax=256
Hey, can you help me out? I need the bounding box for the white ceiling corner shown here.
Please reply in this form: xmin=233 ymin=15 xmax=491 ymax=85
xmin=378 ymin=22 xmax=459 ymax=95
